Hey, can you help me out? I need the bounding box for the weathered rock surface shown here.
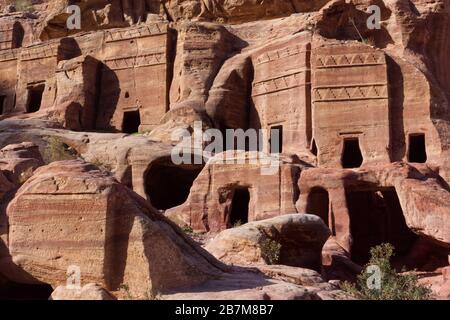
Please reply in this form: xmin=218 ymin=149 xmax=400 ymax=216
xmin=0 ymin=0 xmax=449 ymax=300
xmin=0 ymin=142 xmax=44 ymax=185
xmin=166 ymin=151 xmax=302 ymax=232
xmin=297 ymin=163 xmax=450 ymax=252
xmin=162 ymin=267 xmax=350 ymax=300
xmin=0 ymin=160 xmax=349 ymax=300
xmin=50 ymin=283 xmax=116 ymax=300
xmin=2 ymin=160 xmax=227 ymax=299
xmin=321 ymin=238 xmax=363 ymax=281
xmin=417 ymin=267 xmax=450 ymax=300
xmin=205 ymin=214 xmax=331 ymax=270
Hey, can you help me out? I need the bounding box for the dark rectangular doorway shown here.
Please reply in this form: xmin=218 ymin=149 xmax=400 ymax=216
xmin=27 ymin=84 xmax=45 ymax=113
xmin=408 ymin=134 xmax=427 ymax=163
xmin=122 ymin=110 xmax=141 ymax=134
xmin=229 ymin=188 xmax=250 ymax=228
xmin=270 ymin=125 xmax=283 ymax=154
xmin=306 ymin=187 xmax=330 ymax=228
xmin=0 ymin=95 xmax=5 ymax=115
xmin=346 ymin=188 xmax=417 ymax=265
xmin=342 ymin=138 xmax=363 ymax=168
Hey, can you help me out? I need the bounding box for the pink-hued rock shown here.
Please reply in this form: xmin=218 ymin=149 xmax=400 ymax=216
xmin=50 ymin=283 xmax=116 ymax=300
xmin=0 ymin=142 xmax=44 ymax=185
xmin=162 ymin=267 xmax=351 ymax=300
xmin=3 ymin=160 xmax=227 ymax=299
xmin=297 ymin=163 xmax=450 ymax=253
xmin=204 ymin=214 xmax=330 ymax=270
xmin=166 ymin=151 xmax=302 ymax=233
xmin=418 ymin=267 xmax=450 ymax=300
xmin=1 ymin=160 xmax=348 ymax=300
xmin=0 ymin=0 xmax=449 ymax=299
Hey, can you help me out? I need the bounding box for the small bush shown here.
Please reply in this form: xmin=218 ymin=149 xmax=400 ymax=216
xmin=260 ymin=238 xmax=281 ymax=265
xmin=341 ymin=243 xmax=432 ymax=300
xmin=181 ymin=225 xmax=194 ymax=235
xmin=42 ymin=136 xmax=77 ymax=164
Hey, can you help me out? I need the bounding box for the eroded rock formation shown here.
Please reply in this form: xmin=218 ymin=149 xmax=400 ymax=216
xmin=205 ymin=214 xmax=331 ymax=270
xmin=3 ymin=160 xmax=228 ymax=298
xmin=0 ymin=0 xmax=449 ymax=300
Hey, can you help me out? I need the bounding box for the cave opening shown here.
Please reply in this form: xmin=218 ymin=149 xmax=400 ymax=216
xmin=0 ymin=95 xmax=5 ymax=115
xmin=122 ymin=110 xmax=141 ymax=134
xmin=342 ymin=138 xmax=363 ymax=168
xmin=228 ymin=188 xmax=250 ymax=228
xmin=145 ymin=160 xmax=203 ymax=210
xmin=306 ymin=187 xmax=329 ymax=228
xmin=12 ymin=21 xmax=24 ymax=49
xmin=408 ymin=134 xmax=427 ymax=163
xmin=57 ymin=37 xmax=82 ymax=62
xmin=27 ymin=84 xmax=45 ymax=113
xmin=346 ymin=188 xmax=417 ymax=266
xmin=0 ymin=281 xmax=53 ymax=300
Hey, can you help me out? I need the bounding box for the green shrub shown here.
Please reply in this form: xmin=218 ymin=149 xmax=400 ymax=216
xmin=260 ymin=238 xmax=281 ymax=265
xmin=341 ymin=243 xmax=432 ymax=300
xmin=181 ymin=225 xmax=194 ymax=235
xmin=42 ymin=136 xmax=77 ymax=164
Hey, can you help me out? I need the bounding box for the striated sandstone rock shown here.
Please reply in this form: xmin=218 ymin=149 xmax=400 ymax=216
xmin=204 ymin=214 xmax=331 ymax=270
xmin=0 ymin=159 xmax=351 ymax=300
xmin=0 ymin=0 xmax=449 ymax=299
xmin=3 ymin=160 xmax=228 ymax=299
xmin=205 ymin=53 xmax=253 ymax=131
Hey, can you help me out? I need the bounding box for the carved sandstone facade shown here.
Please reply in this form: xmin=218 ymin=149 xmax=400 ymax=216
xmin=0 ymin=1 xmax=449 ymax=281
xmin=0 ymin=14 xmax=171 ymax=132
